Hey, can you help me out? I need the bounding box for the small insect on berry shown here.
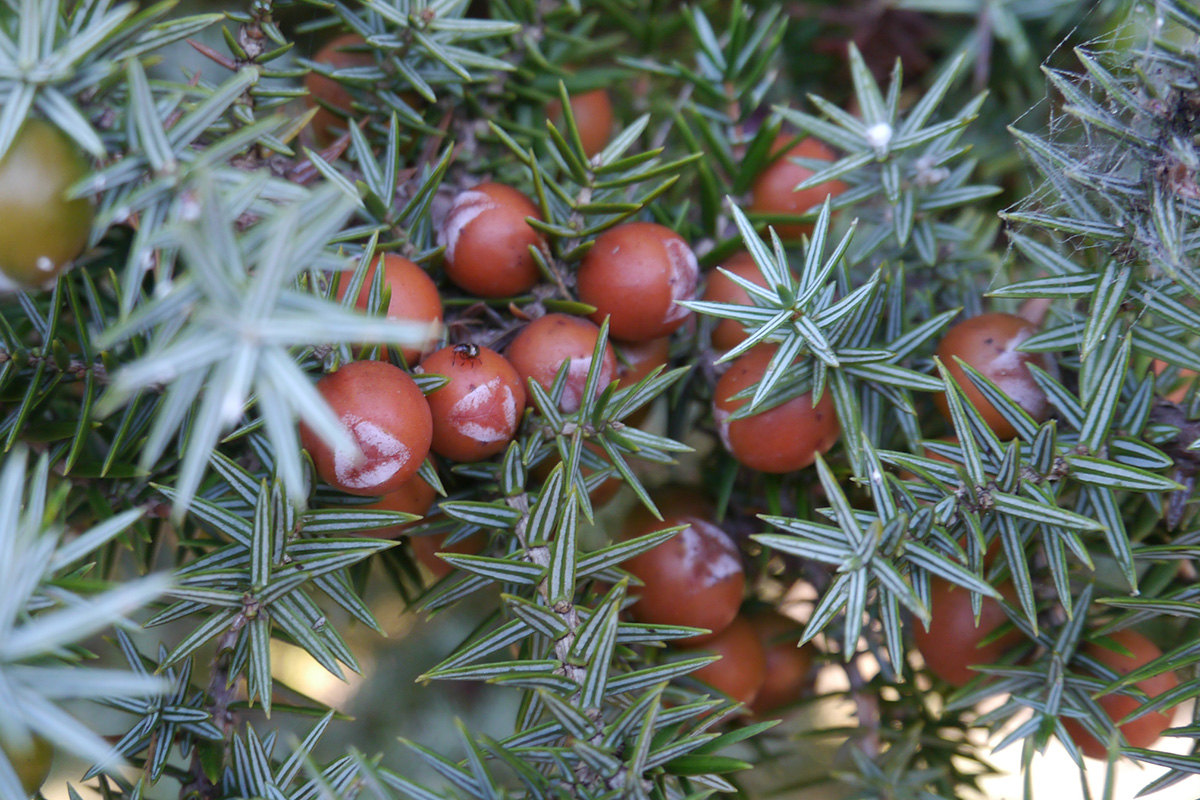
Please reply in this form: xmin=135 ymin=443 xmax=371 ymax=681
xmin=452 ymin=342 xmax=482 ymax=368
xmin=418 ymin=344 xmax=527 ymax=463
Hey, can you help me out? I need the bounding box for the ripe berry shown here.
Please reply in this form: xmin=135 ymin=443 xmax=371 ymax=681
xmin=713 ymin=345 xmax=840 ymax=473
xmin=934 ymin=312 xmax=1051 ymax=440
xmin=304 ymin=34 xmax=373 ymax=146
xmin=353 ymin=475 xmax=437 ymax=539
xmin=336 ymin=253 xmax=443 ymax=365
xmin=1152 ymin=359 xmax=1196 ymax=403
xmin=620 ymin=489 xmax=744 ymax=643
xmin=750 ymin=134 xmax=846 ymax=239
xmin=746 ymin=612 xmax=812 ymax=715
xmin=0 ymin=119 xmax=93 ymax=289
xmin=300 ymin=360 xmax=433 ymax=496
xmin=410 ymin=530 xmax=484 ymax=580
xmin=616 ymin=337 xmax=671 ymax=389
xmin=548 ymin=89 xmax=614 ymax=157
xmin=438 ymin=183 xmax=546 ymax=298
xmin=614 ymin=337 xmax=671 ymax=427
xmin=506 ymin=314 xmax=618 ymax=413
xmin=417 ymin=344 xmax=526 ymax=462
xmin=701 ymin=251 xmax=774 ymax=351
xmin=911 ymin=579 xmax=1021 ymax=687
xmin=678 ymin=616 xmax=766 ymax=706
xmin=1 ymin=732 xmax=52 ymax=796
xmin=577 ymin=222 xmax=699 ymax=342
xmin=1062 ymin=629 xmax=1179 ymax=759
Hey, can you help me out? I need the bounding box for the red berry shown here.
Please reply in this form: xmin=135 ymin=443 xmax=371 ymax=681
xmin=620 ymin=489 xmax=744 ymax=643
xmin=410 ymin=529 xmax=484 ymax=580
xmin=336 ymin=253 xmax=443 ymax=365
xmin=750 ymin=135 xmax=846 ymax=239
xmin=304 ymin=34 xmax=373 ymax=146
xmin=506 ymin=313 xmax=618 ymax=413
xmin=577 ymin=222 xmax=699 ymax=342
xmin=615 ymin=337 xmax=672 ymax=389
xmin=1152 ymin=359 xmax=1197 ymax=403
xmin=438 ymin=183 xmax=546 ymax=298
xmin=353 ymin=475 xmax=438 ymax=538
xmin=702 ymin=251 xmax=774 ymax=351
xmin=614 ymin=336 xmax=671 ymax=427
xmin=746 ymin=612 xmax=812 ymax=715
xmin=1062 ymin=629 xmax=1179 ymax=759
xmin=548 ymin=89 xmax=614 ymax=158
xmin=713 ymin=345 xmax=839 ymax=473
xmin=417 ymin=345 xmax=526 ymax=462
xmin=911 ymin=579 xmax=1021 ymax=687
xmin=678 ymin=616 xmax=766 ymax=706
xmin=300 ymin=360 xmax=433 ymax=496
xmin=934 ymin=312 xmax=1051 ymax=440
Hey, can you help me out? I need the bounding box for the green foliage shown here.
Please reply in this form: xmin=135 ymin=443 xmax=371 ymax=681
xmin=5 ymin=0 xmax=1200 ymax=798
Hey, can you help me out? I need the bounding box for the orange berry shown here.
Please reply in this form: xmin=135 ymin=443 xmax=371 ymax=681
xmin=615 ymin=337 xmax=671 ymax=389
xmin=621 ymin=489 xmax=744 ymax=643
xmin=713 ymin=345 xmax=839 ymax=473
xmin=354 ymin=476 xmax=438 ymax=538
xmin=304 ymin=34 xmax=373 ymax=146
xmin=410 ymin=530 xmax=485 ymax=580
xmin=750 ymin=135 xmax=846 ymax=239
xmin=911 ymin=579 xmax=1021 ymax=687
xmin=614 ymin=336 xmax=671 ymax=427
xmin=548 ymin=89 xmax=614 ymax=157
xmin=418 ymin=345 xmax=526 ymax=463
xmin=531 ymin=440 xmax=622 ymax=507
xmin=678 ymin=616 xmax=766 ymax=706
xmin=934 ymin=312 xmax=1051 ymax=440
xmin=300 ymin=360 xmax=433 ymax=496
xmin=746 ymin=612 xmax=812 ymax=715
xmin=702 ymin=251 xmax=772 ymax=351
xmin=578 ymin=222 xmax=699 ymax=342
xmin=1151 ymin=359 xmax=1197 ymax=403
xmin=1062 ymin=629 xmax=1179 ymax=759
xmin=438 ymin=183 xmax=545 ymax=298
xmin=335 ymin=253 xmax=443 ymax=365
xmin=506 ymin=314 xmax=618 ymax=413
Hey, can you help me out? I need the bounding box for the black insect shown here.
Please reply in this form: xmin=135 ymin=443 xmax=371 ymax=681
xmin=452 ymin=342 xmax=482 ymax=367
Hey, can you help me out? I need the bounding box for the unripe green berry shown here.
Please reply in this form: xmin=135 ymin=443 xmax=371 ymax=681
xmin=0 ymin=120 xmax=94 ymax=290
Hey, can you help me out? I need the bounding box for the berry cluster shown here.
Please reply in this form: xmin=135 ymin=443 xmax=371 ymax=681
xmin=3 ymin=4 xmax=1192 ymax=792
